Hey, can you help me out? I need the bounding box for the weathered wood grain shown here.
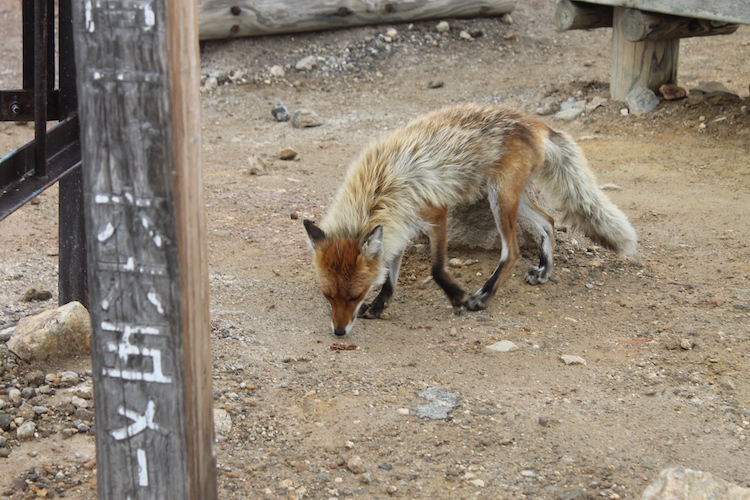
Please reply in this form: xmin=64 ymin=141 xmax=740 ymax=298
xmin=71 ymin=0 xmax=215 ymax=497
xmin=620 ymin=8 xmax=738 ymax=42
xmin=569 ymin=0 xmax=750 ymax=25
xmin=198 ymin=0 xmax=516 ymax=40
xmin=554 ymin=0 xmax=612 ymax=30
xmin=610 ymin=6 xmax=678 ymax=101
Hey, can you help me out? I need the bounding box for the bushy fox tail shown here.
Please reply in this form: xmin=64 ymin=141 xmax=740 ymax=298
xmin=536 ymin=131 xmax=638 ymax=256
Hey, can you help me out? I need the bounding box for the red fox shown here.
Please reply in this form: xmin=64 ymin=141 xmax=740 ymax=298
xmin=304 ymin=104 xmax=637 ymax=336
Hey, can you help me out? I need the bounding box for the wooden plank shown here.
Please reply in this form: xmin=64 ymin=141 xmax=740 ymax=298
xmin=610 ymin=6 xmax=678 ymax=100
xmin=620 ymin=9 xmax=738 ymax=42
xmin=571 ymin=0 xmax=750 ymax=25
xmin=198 ymin=0 xmax=516 ymax=40
xmin=555 ymin=0 xmax=612 ymax=30
xmin=71 ymin=0 xmax=216 ymax=498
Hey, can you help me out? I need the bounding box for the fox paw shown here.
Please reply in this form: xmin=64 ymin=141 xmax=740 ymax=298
xmin=464 ymin=293 xmax=488 ymax=311
xmin=525 ymin=266 xmax=550 ymax=285
xmin=358 ymin=303 xmax=383 ymax=319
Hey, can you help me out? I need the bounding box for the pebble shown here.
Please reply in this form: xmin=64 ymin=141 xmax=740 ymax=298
xmin=16 ymin=420 xmax=36 ymax=441
xmin=295 ymin=55 xmax=317 ymax=71
xmin=269 ymin=65 xmax=285 ymax=78
xmin=520 ymin=470 xmax=537 ymax=478
xmin=436 ymin=21 xmax=450 ymax=32
xmin=214 ymin=409 xmax=232 ymax=435
xmin=271 ymin=102 xmax=290 ymax=122
xmin=414 ymin=387 xmax=459 ymax=420
xmin=278 ymin=147 xmax=298 ymax=160
xmin=538 ymin=415 xmax=549 ymax=427
xmin=659 ymin=83 xmax=686 ymax=100
xmin=203 ymin=76 xmax=218 ymax=92
xmin=427 ymin=80 xmax=444 ymax=89
xmin=8 ymin=388 xmax=22 ymax=405
xmin=71 ymin=396 xmax=89 ymax=409
xmin=554 ymin=108 xmax=584 ymax=122
xmin=560 ymin=354 xmax=587 ymax=365
xmin=291 ymin=109 xmax=323 ymax=128
xmin=60 ymin=371 xmax=80 ymax=386
xmin=0 ymin=413 xmax=12 ymax=431
xmin=487 ymin=340 xmax=519 ymax=352
xmin=459 ymin=31 xmax=473 ymax=40
xmin=625 ymin=86 xmax=659 ymax=114
xmin=680 ymin=339 xmax=694 ymax=350
xmin=0 ymin=327 xmax=14 ymax=342
xmin=346 ymin=455 xmax=365 ymax=474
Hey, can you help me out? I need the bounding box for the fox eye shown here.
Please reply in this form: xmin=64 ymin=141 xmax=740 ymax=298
xmin=323 ymin=293 xmax=333 ymax=301
xmin=349 ymin=293 xmax=365 ymax=303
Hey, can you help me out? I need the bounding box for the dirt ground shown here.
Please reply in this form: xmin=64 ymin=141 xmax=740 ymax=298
xmin=1 ymin=0 xmax=750 ymax=498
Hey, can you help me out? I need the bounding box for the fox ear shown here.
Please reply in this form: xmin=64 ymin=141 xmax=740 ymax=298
xmin=303 ymin=219 xmax=326 ymax=250
xmin=361 ymin=225 xmax=384 ymax=259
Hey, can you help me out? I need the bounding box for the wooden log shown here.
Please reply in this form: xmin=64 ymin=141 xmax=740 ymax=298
xmin=554 ymin=0 xmax=612 ymax=31
xmin=610 ymin=6 xmax=678 ymax=101
xmin=71 ymin=0 xmax=216 ymax=498
xmin=620 ymin=9 xmax=739 ymax=42
xmin=566 ymin=0 xmax=750 ymax=26
xmin=198 ymin=0 xmax=516 ymax=40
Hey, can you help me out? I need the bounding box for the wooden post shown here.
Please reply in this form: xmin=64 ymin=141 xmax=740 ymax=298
xmin=610 ymin=6 xmax=678 ymax=101
xmin=71 ymin=0 xmax=216 ymax=498
xmin=198 ymin=0 xmax=516 ymax=39
xmin=554 ymin=0 xmax=612 ymax=31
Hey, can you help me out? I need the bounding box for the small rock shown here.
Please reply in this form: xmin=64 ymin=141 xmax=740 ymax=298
xmin=246 ymin=156 xmax=266 ymax=175
xmin=291 ymin=109 xmax=322 ymax=128
xmin=71 ymin=396 xmax=89 ymax=409
xmin=8 ymin=388 xmax=22 ymax=405
xmin=538 ymin=415 xmax=549 ymax=427
xmin=396 ymin=408 xmax=409 ymax=415
xmin=427 ymin=80 xmax=444 ymax=89
xmin=269 ymin=65 xmax=285 ymax=78
xmin=520 ymin=470 xmax=537 ymax=478
xmin=278 ymin=148 xmax=298 ymax=161
xmin=500 ymin=13 xmax=513 ymax=24
xmin=16 ymin=421 xmax=36 ymax=441
xmin=625 ymin=86 xmax=659 ymax=114
xmin=554 ymin=108 xmax=584 ymax=122
xmin=214 ymin=408 xmax=232 ymax=435
xmin=386 ymin=484 xmax=398 ymax=495
xmin=586 ymin=96 xmax=607 ymax=110
xmin=415 ymin=387 xmax=460 ymax=420
xmin=21 ymin=287 xmax=53 ymax=302
xmin=295 ymin=55 xmax=317 ymax=71
xmin=561 ymin=354 xmax=587 ymax=365
xmin=346 ymin=455 xmax=365 ymax=474
xmin=271 ymin=102 xmax=290 ymax=122
xmin=459 ymin=30 xmax=473 ymax=40
xmin=436 ymin=21 xmax=450 ymax=32
xmin=0 ymin=413 xmax=13 ymax=431
xmin=680 ymin=339 xmax=693 ymax=350
xmin=659 ymin=83 xmax=686 ymax=100
xmin=469 ymin=478 xmax=486 ymax=487
xmin=0 ymin=327 xmax=14 ymax=342
xmin=59 ymin=371 xmax=80 ymax=386
xmin=487 ymin=340 xmax=519 ymax=353
xmin=694 ymin=81 xmax=736 ymax=95
xmin=0 ymin=447 xmax=9 ymax=458
xmin=385 ymin=28 xmax=398 ymax=40
xmin=24 ymin=370 xmax=45 ymax=387
xmin=203 ymin=76 xmax=218 ymax=92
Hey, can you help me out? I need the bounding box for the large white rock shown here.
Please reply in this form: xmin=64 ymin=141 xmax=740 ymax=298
xmin=642 ymin=468 xmax=750 ymax=500
xmin=7 ymin=301 xmax=91 ymax=362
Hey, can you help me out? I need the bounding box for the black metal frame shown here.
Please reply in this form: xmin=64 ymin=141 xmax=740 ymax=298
xmin=0 ymin=0 xmax=87 ymax=307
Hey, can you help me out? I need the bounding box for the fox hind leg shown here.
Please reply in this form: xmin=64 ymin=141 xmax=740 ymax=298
xmin=518 ymin=190 xmax=555 ymax=285
xmin=359 ymin=247 xmax=405 ymax=319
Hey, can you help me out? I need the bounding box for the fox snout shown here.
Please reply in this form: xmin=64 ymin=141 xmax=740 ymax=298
xmin=329 ymin=298 xmax=365 ymax=336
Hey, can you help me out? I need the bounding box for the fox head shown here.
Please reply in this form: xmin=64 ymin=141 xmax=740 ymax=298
xmin=304 ymin=219 xmax=384 ymax=336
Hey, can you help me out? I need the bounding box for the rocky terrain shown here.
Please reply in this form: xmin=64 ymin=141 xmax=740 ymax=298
xmin=1 ymin=0 xmax=750 ymax=498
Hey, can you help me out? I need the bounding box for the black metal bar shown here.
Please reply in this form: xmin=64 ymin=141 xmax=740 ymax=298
xmin=22 ymin=0 xmax=33 ymax=90
xmin=0 ymin=114 xmax=81 ymax=221
xmin=33 ymin=0 xmax=48 ymax=178
xmin=0 ymin=90 xmax=59 ymax=121
xmin=57 ymin=0 xmax=88 ymax=308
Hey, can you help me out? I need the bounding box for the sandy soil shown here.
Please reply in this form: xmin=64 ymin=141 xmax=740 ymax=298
xmin=1 ymin=0 xmax=749 ymax=498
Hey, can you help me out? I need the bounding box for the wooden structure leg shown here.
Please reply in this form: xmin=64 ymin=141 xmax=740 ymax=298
xmin=71 ymin=0 xmax=216 ymax=497
xmin=610 ymin=6 xmax=678 ymax=100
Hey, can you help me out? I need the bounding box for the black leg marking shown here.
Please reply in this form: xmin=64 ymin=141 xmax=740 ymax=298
xmin=467 ymin=259 xmax=508 ymax=310
xmin=432 ymin=264 xmax=468 ymax=312
xmin=359 ymin=276 xmax=394 ymax=319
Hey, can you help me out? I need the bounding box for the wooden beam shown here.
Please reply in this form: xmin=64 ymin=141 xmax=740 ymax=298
xmin=620 ymin=9 xmax=739 ymax=42
xmin=71 ymin=0 xmax=216 ymax=498
xmin=566 ymin=0 xmax=750 ymax=26
xmin=554 ymin=0 xmax=612 ymax=31
xmin=610 ymin=6 xmax=678 ymax=101
xmin=198 ymin=0 xmax=516 ymax=40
